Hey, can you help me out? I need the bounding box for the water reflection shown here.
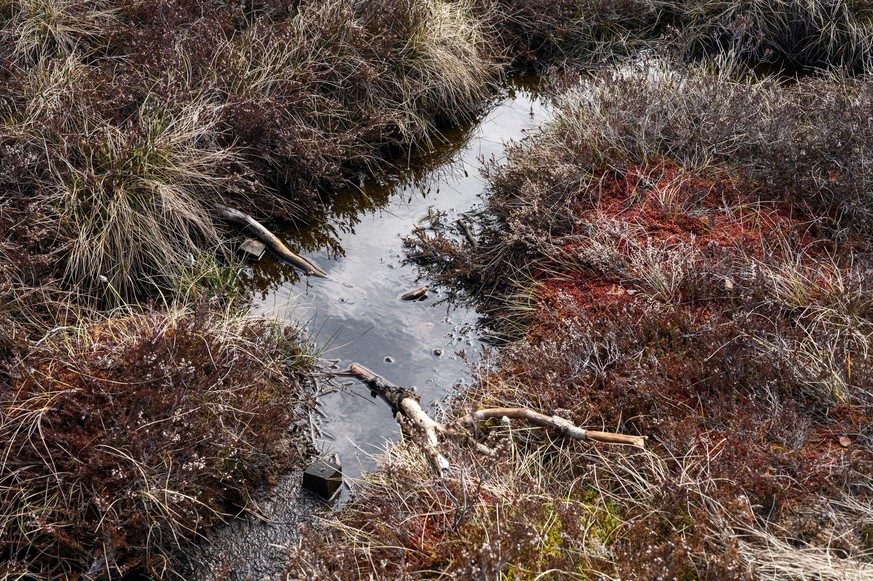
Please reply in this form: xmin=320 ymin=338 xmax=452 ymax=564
xmin=240 ymin=80 xmax=551 ymax=481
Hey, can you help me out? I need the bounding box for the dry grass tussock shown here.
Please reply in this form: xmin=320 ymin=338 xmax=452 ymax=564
xmin=290 ymin=419 xmax=665 ymax=578
xmin=317 ymin=61 xmax=873 ymax=577
xmin=25 ymin=71 xmax=236 ymax=301
xmin=665 ymin=0 xmax=873 ymax=71
xmin=483 ymin=0 xmax=661 ymax=66
xmin=0 ymin=0 xmax=118 ymax=65
xmin=0 ymin=302 xmax=316 ymax=579
xmin=0 ymin=0 xmax=500 ymax=303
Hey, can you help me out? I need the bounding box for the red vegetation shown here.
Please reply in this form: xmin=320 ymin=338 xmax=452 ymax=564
xmin=497 ymin=159 xmax=873 ymax=575
xmin=532 ymin=162 xmax=805 ymax=324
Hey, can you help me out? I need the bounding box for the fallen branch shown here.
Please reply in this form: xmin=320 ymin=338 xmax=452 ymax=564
xmin=345 ymin=363 xmax=646 ymax=475
xmin=349 ymin=363 xmax=449 ymax=472
xmin=460 ymin=408 xmax=646 ymax=448
xmin=216 ymin=206 xmax=328 ymax=278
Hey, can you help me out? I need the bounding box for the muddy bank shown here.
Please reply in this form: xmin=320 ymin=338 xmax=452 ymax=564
xmin=183 ymin=470 xmax=321 ymax=580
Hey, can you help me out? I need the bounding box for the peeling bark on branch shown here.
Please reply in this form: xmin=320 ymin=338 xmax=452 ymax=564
xmin=346 ymin=364 xmax=647 ymax=475
xmin=349 ymin=363 xmax=450 ymax=473
xmin=460 ymin=408 xmax=646 ymax=448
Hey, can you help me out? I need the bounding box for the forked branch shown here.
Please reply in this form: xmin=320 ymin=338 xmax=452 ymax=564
xmin=346 ymin=363 xmax=646 ymax=474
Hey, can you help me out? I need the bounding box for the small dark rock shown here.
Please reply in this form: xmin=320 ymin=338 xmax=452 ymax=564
xmin=302 ymin=457 xmax=342 ymax=500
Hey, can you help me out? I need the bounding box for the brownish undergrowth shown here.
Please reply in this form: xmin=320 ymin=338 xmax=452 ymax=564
xmin=294 ymin=62 xmax=873 ymax=578
xmin=0 ymin=304 xmax=316 ymax=578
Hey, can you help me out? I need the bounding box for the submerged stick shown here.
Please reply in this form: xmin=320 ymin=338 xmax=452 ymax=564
xmin=216 ymin=206 xmax=328 ymax=278
xmin=460 ymin=408 xmax=646 ymax=448
xmin=455 ymin=218 xmax=478 ymax=249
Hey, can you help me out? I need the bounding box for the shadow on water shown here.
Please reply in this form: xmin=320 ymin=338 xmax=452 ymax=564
xmin=188 ymin=80 xmax=551 ymax=578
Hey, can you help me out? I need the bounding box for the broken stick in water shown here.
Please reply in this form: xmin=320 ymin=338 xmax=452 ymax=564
xmin=349 ymin=363 xmax=449 ymax=473
xmin=215 ymin=206 xmax=328 ymax=278
xmin=455 ymin=218 xmax=477 ymax=249
xmin=400 ymin=286 xmax=429 ymax=301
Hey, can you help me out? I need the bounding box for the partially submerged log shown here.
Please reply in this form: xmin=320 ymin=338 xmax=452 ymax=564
xmin=346 ymin=363 xmax=646 ymax=474
xmin=349 ymin=363 xmax=449 ymax=472
xmin=216 ymin=206 xmax=328 ymax=278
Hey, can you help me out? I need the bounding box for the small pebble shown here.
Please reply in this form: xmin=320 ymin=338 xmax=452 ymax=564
xmin=384 ymin=356 xmax=394 ymax=363
xmin=432 ymin=348 xmax=443 ymax=357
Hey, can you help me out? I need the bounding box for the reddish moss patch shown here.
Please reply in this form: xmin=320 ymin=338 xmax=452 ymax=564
xmin=537 ymin=276 xmax=631 ymax=317
xmin=579 ymin=162 xmax=806 ymax=251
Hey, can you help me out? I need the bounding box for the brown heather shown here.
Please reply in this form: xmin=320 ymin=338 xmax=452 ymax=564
xmin=0 ymin=304 xmax=316 ymax=578
xmin=300 ymin=62 xmax=873 ymax=578
xmin=5 ymin=0 xmax=873 ymax=578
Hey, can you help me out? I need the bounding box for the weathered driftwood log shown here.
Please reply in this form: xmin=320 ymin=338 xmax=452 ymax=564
xmin=349 ymin=363 xmax=449 ymax=472
xmin=216 ymin=206 xmax=328 ymax=278
xmin=460 ymin=408 xmax=646 ymax=448
xmin=346 ymin=363 xmax=646 ymax=474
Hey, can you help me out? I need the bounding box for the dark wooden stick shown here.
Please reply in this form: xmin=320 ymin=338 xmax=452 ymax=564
xmin=455 ymin=218 xmax=478 ymax=248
